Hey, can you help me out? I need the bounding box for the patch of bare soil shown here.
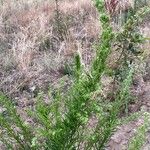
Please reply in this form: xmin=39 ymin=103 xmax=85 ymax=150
xmin=106 ymin=74 xmax=150 ymax=150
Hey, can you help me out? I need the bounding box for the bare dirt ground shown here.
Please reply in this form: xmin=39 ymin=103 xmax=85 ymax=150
xmin=106 ymin=73 xmax=150 ymax=150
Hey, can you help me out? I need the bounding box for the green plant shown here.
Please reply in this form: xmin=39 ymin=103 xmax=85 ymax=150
xmin=0 ymin=93 xmax=35 ymax=149
xmin=128 ymin=112 xmax=150 ymax=150
xmin=0 ymin=0 xmax=149 ymax=149
xmin=134 ymin=0 xmax=148 ymax=10
xmin=109 ymin=0 xmax=148 ymax=25
xmin=113 ymin=6 xmax=150 ymax=81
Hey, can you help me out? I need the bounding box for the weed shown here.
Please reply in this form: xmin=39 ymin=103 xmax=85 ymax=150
xmin=113 ymin=6 xmax=150 ymax=81
xmin=128 ymin=112 xmax=150 ymax=150
xmin=0 ymin=0 xmax=149 ymax=149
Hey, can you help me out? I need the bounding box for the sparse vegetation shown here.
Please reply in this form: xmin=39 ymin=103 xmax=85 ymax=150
xmin=128 ymin=112 xmax=150 ymax=150
xmin=0 ymin=0 xmax=150 ymax=149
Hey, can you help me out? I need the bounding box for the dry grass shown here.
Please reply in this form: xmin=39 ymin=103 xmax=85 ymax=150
xmin=0 ymin=0 xmax=100 ymax=97
xmin=0 ymin=0 xmax=150 ymax=98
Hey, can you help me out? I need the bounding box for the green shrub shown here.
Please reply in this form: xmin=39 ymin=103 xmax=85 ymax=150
xmin=0 ymin=0 xmax=149 ymax=149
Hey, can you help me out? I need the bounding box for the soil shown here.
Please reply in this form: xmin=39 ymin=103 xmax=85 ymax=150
xmin=106 ymin=73 xmax=150 ymax=150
